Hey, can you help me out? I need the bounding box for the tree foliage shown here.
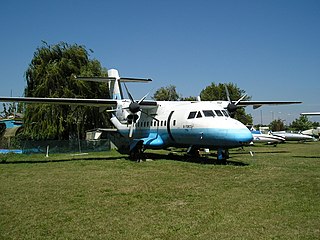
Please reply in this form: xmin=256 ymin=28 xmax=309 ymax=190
xmin=180 ymin=96 xmax=197 ymax=101
xmin=152 ymin=85 xmax=180 ymax=101
xmin=269 ymin=119 xmax=286 ymax=131
xmin=289 ymin=115 xmax=313 ymax=131
xmin=200 ymin=82 xmax=253 ymax=125
xmin=22 ymin=42 xmax=109 ymax=140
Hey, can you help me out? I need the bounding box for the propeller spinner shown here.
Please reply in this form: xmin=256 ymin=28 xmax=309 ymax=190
xmin=224 ymin=85 xmax=246 ymax=116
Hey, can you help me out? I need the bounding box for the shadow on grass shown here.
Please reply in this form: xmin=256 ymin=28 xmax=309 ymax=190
xmin=142 ymin=152 xmax=249 ymax=166
xmin=0 ymin=155 xmax=124 ymax=164
xmin=1 ymin=150 xmax=251 ymax=166
xmin=292 ymin=155 xmax=320 ymax=159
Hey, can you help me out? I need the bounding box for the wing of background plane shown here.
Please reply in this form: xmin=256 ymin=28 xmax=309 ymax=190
xmin=301 ymin=112 xmax=320 ymax=116
xmin=0 ymin=96 xmax=118 ymax=107
xmin=236 ymin=101 xmax=302 ymax=109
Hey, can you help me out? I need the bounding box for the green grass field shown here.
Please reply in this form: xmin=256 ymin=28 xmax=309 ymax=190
xmin=1 ymin=142 xmax=319 ymax=239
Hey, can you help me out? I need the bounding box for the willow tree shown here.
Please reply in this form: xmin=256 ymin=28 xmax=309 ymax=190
xmin=22 ymin=42 xmax=109 ymax=140
xmin=200 ymin=82 xmax=253 ymax=125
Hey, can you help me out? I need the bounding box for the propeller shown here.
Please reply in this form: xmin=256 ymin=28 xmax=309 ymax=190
xmin=123 ymin=83 xmax=151 ymax=138
xmin=224 ymin=85 xmax=246 ymax=116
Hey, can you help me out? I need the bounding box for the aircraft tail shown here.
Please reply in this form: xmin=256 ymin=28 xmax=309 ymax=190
xmin=75 ymin=69 xmax=152 ymax=100
xmin=108 ymin=69 xmax=122 ymax=100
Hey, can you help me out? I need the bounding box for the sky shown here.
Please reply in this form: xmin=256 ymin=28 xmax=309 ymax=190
xmin=0 ymin=0 xmax=319 ymax=124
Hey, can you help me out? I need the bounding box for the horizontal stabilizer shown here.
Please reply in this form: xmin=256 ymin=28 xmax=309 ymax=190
xmin=75 ymin=76 xmax=152 ymax=83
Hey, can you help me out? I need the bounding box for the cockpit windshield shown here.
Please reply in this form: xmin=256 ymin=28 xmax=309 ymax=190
xmin=188 ymin=110 xmax=228 ymax=119
xmin=214 ymin=110 xmax=223 ymax=117
xmin=203 ymin=110 xmax=215 ymax=117
xmin=222 ymin=110 xmax=229 ymax=117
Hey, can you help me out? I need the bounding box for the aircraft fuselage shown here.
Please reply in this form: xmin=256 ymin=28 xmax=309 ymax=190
xmin=111 ymin=101 xmax=253 ymax=150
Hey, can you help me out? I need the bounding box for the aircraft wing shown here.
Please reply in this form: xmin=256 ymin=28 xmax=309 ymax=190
xmin=301 ymin=112 xmax=320 ymax=116
xmin=236 ymin=101 xmax=302 ymax=109
xmin=0 ymin=96 xmax=118 ymax=107
xmin=139 ymin=100 xmax=158 ymax=107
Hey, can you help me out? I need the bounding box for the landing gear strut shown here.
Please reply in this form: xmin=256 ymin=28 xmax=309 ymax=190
xmin=217 ymin=149 xmax=229 ymax=161
xmin=187 ymin=146 xmax=201 ymax=157
xmin=129 ymin=140 xmax=145 ymax=162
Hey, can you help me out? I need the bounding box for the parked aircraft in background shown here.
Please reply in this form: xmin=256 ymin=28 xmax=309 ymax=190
xmin=272 ymin=131 xmax=314 ymax=142
xmin=301 ymin=128 xmax=320 ymax=138
xmin=299 ymin=112 xmax=320 ymax=138
xmin=0 ymin=69 xmax=302 ymax=161
xmin=250 ymin=128 xmax=285 ymax=145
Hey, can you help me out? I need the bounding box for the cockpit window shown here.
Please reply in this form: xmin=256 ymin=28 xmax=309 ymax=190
xmin=222 ymin=110 xmax=229 ymax=117
xmin=188 ymin=111 xmax=197 ymax=119
xmin=196 ymin=111 xmax=202 ymax=118
xmin=203 ymin=110 xmax=215 ymax=117
xmin=214 ymin=110 xmax=223 ymax=116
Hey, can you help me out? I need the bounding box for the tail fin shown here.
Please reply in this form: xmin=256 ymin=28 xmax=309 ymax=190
xmin=108 ymin=69 xmax=122 ymax=100
xmin=75 ymin=69 xmax=152 ymax=100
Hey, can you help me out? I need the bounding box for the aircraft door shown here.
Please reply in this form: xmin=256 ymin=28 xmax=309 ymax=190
xmin=167 ymin=111 xmax=176 ymax=142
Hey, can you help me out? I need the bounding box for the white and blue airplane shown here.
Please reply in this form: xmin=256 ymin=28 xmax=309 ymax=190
xmin=250 ymin=128 xmax=285 ymax=145
xmin=0 ymin=69 xmax=301 ymax=161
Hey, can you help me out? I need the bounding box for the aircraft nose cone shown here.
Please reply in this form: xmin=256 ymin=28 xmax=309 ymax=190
xmin=223 ymin=123 xmax=253 ymax=147
xmin=234 ymin=128 xmax=253 ymax=145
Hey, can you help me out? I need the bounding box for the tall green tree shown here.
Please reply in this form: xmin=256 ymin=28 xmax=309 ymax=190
xmin=152 ymin=85 xmax=180 ymax=101
xmin=200 ymin=82 xmax=253 ymax=125
xmin=269 ymin=119 xmax=286 ymax=131
xmin=289 ymin=115 xmax=313 ymax=131
xmin=22 ymin=42 xmax=109 ymax=140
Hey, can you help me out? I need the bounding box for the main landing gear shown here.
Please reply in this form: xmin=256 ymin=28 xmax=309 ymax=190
xmin=187 ymin=146 xmax=230 ymax=162
xmin=217 ymin=149 xmax=229 ymax=160
xmin=129 ymin=140 xmax=145 ymax=162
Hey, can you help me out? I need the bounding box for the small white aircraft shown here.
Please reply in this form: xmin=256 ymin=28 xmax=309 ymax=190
xmin=300 ymin=112 xmax=320 ymax=138
xmin=0 ymin=69 xmax=302 ymax=161
xmin=271 ymin=131 xmax=314 ymax=142
xmin=302 ymin=127 xmax=320 ymax=138
xmin=250 ymin=129 xmax=285 ymax=145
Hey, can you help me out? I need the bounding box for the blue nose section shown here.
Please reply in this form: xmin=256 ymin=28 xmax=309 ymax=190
xmin=235 ymin=128 xmax=254 ymax=144
xmin=225 ymin=128 xmax=253 ymax=147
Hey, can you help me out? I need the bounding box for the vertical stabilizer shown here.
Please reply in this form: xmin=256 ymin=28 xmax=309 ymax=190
xmin=108 ymin=69 xmax=123 ymax=100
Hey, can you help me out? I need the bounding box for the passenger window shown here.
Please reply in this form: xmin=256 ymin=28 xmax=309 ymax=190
xmin=164 ymin=120 xmax=167 ymax=126
xmin=173 ymin=120 xmax=176 ymax=126
xmin=214 ymin=110 xmax=223 ymax=116
xmin=161 ymin=121 xmax=163 ymax=126
xmin=196 ymin=111 xmax=202 ymax=118
xmin=188 ymin=111 xmax=197 ymax=119
xmin=203 ymin=110 xmax=215 ymax=117
xmin=222 ymin=110 xmax=229 ymax=117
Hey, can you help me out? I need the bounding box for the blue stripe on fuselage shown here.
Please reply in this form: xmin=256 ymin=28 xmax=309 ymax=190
xmin=118 ymin=126 xmax=253 ymax=149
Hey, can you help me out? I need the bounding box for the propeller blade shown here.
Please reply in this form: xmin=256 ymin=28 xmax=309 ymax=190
xmin=141 ymin=110 xmax=159 ymax=122
xmin=138 ymin=92 xmax=150 ymax=104
xmin=129 ymin=123 xmax=134 ymax=138
xmin=234 ymin=94 xmax=247 ymax=105
xmin=123 ymin=83 xmax=135 ymax=102
xmin=224 ymin=85 xmax=231 ymax=103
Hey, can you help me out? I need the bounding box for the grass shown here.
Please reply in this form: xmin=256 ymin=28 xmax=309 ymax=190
xmin=0 ymin=142 xmax=319 ymax=239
